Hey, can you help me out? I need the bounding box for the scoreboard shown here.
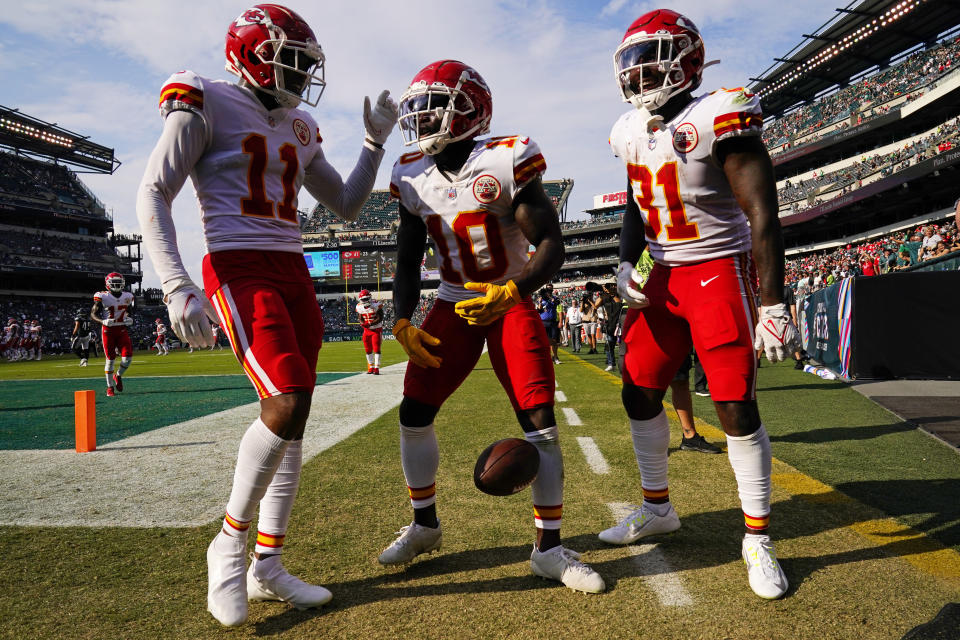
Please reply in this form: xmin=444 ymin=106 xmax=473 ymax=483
xmin=304 ymin=245 xmax=438 ymax=284
xmin=341 ymin=250 xmax=395 ymax=281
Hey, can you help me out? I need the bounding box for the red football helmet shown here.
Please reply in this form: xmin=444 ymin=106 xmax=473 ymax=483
xmin=614 ymin=9 xmax=705 ymax=110
xmin=358 ymin=289 xmax=372 ymax=303
xmin=398 ymin=60 xmax=492 ymax=155
xmin=105 ymin=272 xmax=125 ymax=295
xmin=225 ymin=4 xmax=325 ymax=109
xmin=155 ymin=318 xmax=162 ymax=324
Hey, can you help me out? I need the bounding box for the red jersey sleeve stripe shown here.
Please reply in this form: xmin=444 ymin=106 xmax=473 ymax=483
xmin=159 ymin=83 xmax=204 ymax=109
xmin=713 ymin=112 xmax=762 ymax=137
xmin=389 ymin=182 xmax=401 ymax=199
xmin=514 ymin=154 xmax=546 ymax=185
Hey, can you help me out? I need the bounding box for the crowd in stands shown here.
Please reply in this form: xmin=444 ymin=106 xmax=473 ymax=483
xmin=0 ymin=151 xmax=105 ymax=218
xmin=785 ymin=219 xmax=960 ymax=295
xmin=778 ymin=117 xmax=960 ymax=213
xmin=0 ymin=227 xmax=133 ymax=273
xmin=0 ymin=296 xmax=173 ymax=359
xmin=763 ymin=37 xmax=960 ymax=153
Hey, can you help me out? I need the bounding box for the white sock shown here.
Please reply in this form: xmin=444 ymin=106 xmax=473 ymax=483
xmin=104 ymin=360 xmax=115 ymax=387
xmin=629 ymin=409 xmax=670 ymax=497
xmin=400 ymin=423 xmax=439 ymax=508
xmin=366 ymin=354 xmax=374 ymax=365
xmin=525 ymin=426 xmax=563 ymax=530
xmin=255 ymin=439 xmax=303 ymax=555
xmin=116 ymin=356 xmax=131 ymax=376
xmin=374 ymin=353 xmax=381 ymax=367
xmin=224 ymin=418 xmax=290 ymax=525
xmin=726 ymin=425 xmax=772 ymax=528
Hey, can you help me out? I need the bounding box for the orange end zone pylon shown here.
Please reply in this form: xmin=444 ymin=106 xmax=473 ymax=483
xmin=74 ymin=390 xmax=96 ymax=453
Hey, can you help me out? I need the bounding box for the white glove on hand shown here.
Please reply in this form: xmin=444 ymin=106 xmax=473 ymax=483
xmin=123 ymin=317 xmax=134 ymax=327
xmin=363 ymin=90 xmax=398 ymax=146
xmin=617 ymin=261 xmax=650 ymax=309
xmin=164 ymin=282 xmax=217 ymax=348
xmin=754 ymin=303 xmax=801 ymax=363
xmin=102 ymin=318 xmax=115 ymax=327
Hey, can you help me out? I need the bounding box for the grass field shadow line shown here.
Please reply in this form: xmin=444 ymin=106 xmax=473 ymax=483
xmin=769 ymin=420 xmax=918 ymax=444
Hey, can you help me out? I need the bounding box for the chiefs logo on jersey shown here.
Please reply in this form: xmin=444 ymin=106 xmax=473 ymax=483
xmin=473 ymin=174 xmax=501 ymax=204
xmin=673 ymin=123 xmax=699 ymax=153
xmin=293 ymin=119 xmax=311 ymax=145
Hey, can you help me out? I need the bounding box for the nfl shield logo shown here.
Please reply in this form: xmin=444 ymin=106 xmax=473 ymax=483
xmin=446 ymin=187 xmax=457 ymax=200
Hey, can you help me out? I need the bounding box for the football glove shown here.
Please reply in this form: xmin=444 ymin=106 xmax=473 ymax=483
xmin=164 ymin=281 xmax=217 ymax=348
xmin=453 ymin=280 xmax=522 ymax=326
xmin=363 ymin=90 xmax=398 ymax=147
xmin=393 ymin=318 xmax=442 ymax=368
xmin=102 ymin=318 xmax=117 ymax=327
xmin=754 ymin=303 xmax=801 ymax=363
xmin=617 ymin=261 xmax=650 ymax=309
xmin=123 ymin=317 xmax=134 ymax=327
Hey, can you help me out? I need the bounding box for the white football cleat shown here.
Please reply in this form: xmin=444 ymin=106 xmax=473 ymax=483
xmin=247 ymin=554 xmax=332 ymax=610
xmin=530 ymin=545 xmax=605 ymax=593
xmin=598 ymin=503 xmax=681 ymax=545
xmin=742 ymin=534 xmax=789 ymax=599
xmin=378 ymin=521 xmax=442 ymax=565
xmin=206 ymin=534 xmax=248 ymax=627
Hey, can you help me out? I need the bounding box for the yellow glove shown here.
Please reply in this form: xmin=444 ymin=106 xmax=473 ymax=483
xmin=453 ymin=280 xmax=522 ymax=326
xmin=392 ymin=318 xmax=442 ymax=368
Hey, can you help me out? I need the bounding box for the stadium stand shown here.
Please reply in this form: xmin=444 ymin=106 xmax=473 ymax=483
xmin=0 ymin=111 xmax=155 ymax=361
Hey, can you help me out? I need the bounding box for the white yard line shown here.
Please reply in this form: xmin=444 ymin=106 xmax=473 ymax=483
xmin=554 ymin=390 xmax=567 ymax=402
xmin=0 ymin=363 xmax=407 ymax=528
xmin=607 ymin=502 xmax=693 ymax=606
xmin=575 ymin=437 xmax=610 ymax=474
xmin=561 ymin=407 xmax=582 ymax=426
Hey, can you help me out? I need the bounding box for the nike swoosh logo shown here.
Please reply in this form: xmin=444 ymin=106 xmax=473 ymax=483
xmin=700 ymin=276 xmax=719 ymax=287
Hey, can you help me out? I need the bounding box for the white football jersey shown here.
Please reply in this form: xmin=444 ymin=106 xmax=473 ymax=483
xmin=355 ymin=300 xmax=383 ymax=329
xmin=390 ymin=136 xmax=546 ymax=303
xmin=156 ymin=323 xmax=167 ymax=337
xmin=94 ymin=291 xmax=135 ymax=324
xmin=157 ymin=71 xmax=324 ymax=254
xmin=610 ymin=88 xmax=761 ymax=266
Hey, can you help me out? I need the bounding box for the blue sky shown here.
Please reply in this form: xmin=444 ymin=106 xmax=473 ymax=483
xmin=1 ymin=0 xmax=842 ymax=288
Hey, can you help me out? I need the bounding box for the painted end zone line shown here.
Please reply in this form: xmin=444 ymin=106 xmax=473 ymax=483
xmin=608 ymin=502 xmax=693 ymax=606
xmin=576 ymin=437 xmax=610 ymax=474
xmin=555 ymin=390 xmax=567 ymax=402
xmin=0 ymin=363 xmax=407 ymax=529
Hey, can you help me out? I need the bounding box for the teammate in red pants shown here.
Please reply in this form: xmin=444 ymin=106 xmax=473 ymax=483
xmin=379 ymin=59 xmax=604 ymax=594
xmin=136 ymin=4 xmax=397 ymax=627
xmin=355 ymin=289 xmax=383 ymax=374
xmin=91 ymin=273 xmax=134 ymax=397
xmin=600 ymin=9 xmax=801 ymax=600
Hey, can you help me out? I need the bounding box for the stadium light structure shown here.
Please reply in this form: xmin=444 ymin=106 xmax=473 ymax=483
xmin=754 ymin=0 xmax=930 ymax=105
xmin=0 ymin=106 xmax=119 ymax=174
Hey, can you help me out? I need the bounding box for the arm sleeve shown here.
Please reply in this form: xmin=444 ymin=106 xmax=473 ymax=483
xmin=302 ymin=144 xmax=385 ymax=223
xmin=135 ymin=110 xmax=208 ymax=295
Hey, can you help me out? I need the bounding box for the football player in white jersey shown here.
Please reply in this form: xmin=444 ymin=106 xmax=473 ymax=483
xmin=91 ymin=273 xmax=135 ymax=397
xmin=153 ymin=318 xmax=170 ymax=355
xmin=600 ymin=9 xmax=801 ymax=600
xmin=27 ymin=320 xmax=42 ymax=360
xmin=355 ymin=289 xmax=383 ymax=374
xmin=135 ymin=4 xmax=397 ymax=627
xmin=380 ymin=60 xmax=604 ymax=594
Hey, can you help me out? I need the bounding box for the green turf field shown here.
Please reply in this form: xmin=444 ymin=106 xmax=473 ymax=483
xmin=1 ymin=342 xmax=957 ymax=639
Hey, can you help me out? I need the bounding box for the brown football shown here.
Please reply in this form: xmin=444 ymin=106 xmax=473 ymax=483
xmin=473 ymin=438 xmax=540 ymax=496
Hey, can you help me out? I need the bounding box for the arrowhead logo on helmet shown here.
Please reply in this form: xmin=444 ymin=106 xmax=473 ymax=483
xmin=105 ymin=272 xmax=125 ymax=295
xmin=397 ymin=60 xmax=493 ymax=156
xmin=614 ymin=9 xmax=706 ymax=111
xmin=225 ymin=4 xmax=326 ymax=109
